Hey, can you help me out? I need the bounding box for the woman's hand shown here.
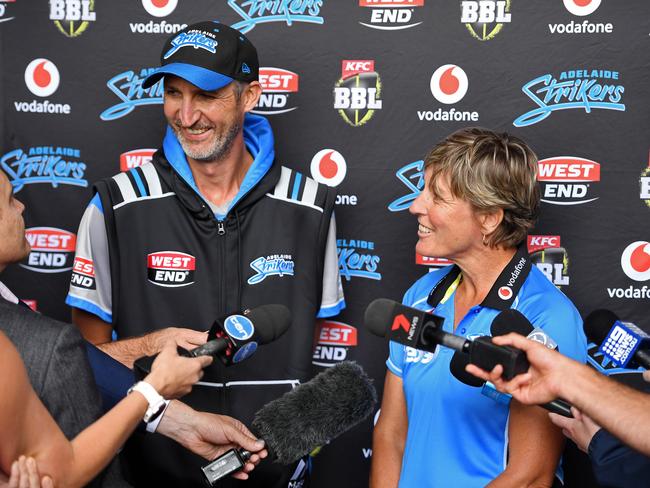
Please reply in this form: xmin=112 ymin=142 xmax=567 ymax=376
xmin=145 ymin=340 xmax=213 ymax=398
xmin=1 ymin=457 xmax=53 ymax=488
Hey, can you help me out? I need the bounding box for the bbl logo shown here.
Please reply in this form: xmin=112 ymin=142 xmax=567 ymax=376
xmin=388 ymin=160 xmax=424 ymax=212
xmin=527 ymin=235 xmax=570 ymax=287
xmin=120 ymin=148 xmax=156 ymax=171
xmin=50 ymin=0 xmax=96 ymax=37
xmin=21 ymin=227 xmax=76 ymax=273
xmin=334 ymin=60 xmax=383 ymax=127
xmin=337 ymin=238 xmax=381 ymax=281
xmin=460 ymin=0 xmax=511 ymax=41
xmin=70 ymin=257 xmax=96 ymax=290
xmin=640 ymin=154 xmax=650 ymax=209
xmin=538 ymin=157 xmax=600 ymax=205
xmin=1 ymin=146 xmax=88 ymax=193
xmin=253 ymin=67 xmax=300 ymax=115
xmin=358 ymin=0 xmax=425 ymax=31
xmin=147 ymin=251 xmax=196 ymax=287
xmin=312 ymin=321 xmax=358 ymax=368
xmin=513 ymin=69 xmax=624 ymax=127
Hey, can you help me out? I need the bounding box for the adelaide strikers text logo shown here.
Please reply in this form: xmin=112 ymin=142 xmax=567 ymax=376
xmin=229 ymin=0 xmax=325 ymax=34
xmin=334 ymin=60 xmax=383 ymax=127
xmin=248 ymin=254 xmax=295 ymax=285
xmin=1 ymin=146 xmax=88 ymax=193
xmin=253 ymin=67 xmax=300 ymax=115
xmin=100 ymin=67 xmax=163 ymax=121
xmin=460 ymin=0 xmax=511 ymax=41
xmin=513 ymin=69 xmax=625 ymax=127
xmin=528 ymin=235 xmax=570 ymax=287
xmin=538 ymin=157 xmax=600 ymax=205
xmin=21 ymin=227 xmax=76 ymax=273
xmin=621 ymin=242 xmax=650 ymax=282
xmin=147 ymin=251 xmax=196 ymax=287
xmin=388 ymin=160 xmax=423 ymax=212
xmin=418 ymin=65 xmax=478 ymax=122
xmin=50 ymin=0 xmax=96 ymax=37
xmin=337 ymin=238 xmax=381 ymax=281
xmin=358 ymin=0 xmax=425 ymax=31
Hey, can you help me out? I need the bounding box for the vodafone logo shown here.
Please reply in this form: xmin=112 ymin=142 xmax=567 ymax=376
xmin=25 ymin=59 xmax=60 ymax=97
xmin=498 ymin=286 xmax=513 ymax=300
xmin=621 ymin=241 xmax=650 ymax=282
xmin=120 ymin=148 xmax=156 ymax=171
xmin=311 ymin=149 xmax=347 ymax=187
xmin=563 ymin=0 xmax=601 ymax=16
xmin=142 ymin=0 xmax=177 ymax=17
xmin=430 ymin=65 xmax=468 ymax=105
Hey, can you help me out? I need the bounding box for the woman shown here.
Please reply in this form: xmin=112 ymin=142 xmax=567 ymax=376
xmin=0 ymin=332 xmax=211 ymax=488
xmin=370 ymin=128 xmax=587 ymax=487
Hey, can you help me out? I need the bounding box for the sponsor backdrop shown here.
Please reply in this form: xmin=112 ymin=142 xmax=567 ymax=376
xmin=1 ymin=1 xmax=649 ymax=486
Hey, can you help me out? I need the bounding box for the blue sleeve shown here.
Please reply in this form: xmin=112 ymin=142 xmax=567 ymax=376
xmin=387 ymin=340 xmax=406 ymax=377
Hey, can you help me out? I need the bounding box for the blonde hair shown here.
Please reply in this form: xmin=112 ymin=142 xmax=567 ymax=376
xmin=424 ymin=127 xmax=540 ymax=248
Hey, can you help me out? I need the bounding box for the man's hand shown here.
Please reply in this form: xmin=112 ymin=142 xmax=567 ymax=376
xmin=157 ymin=401 xmax=267 ymax=480
xmin=146 ymin=327 xmax=208 ymax=354
xmin=549 ymin=408 xmax=601 ymax=453
xmin=465 ymin=332 xmax=574 ymax=405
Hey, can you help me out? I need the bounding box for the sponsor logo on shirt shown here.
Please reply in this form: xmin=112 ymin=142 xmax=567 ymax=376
xmin=120 ymin=149 xmax=156 ymax=171
xmin=70 ymin=256 xmax=96 ymax=289
xmin=147 ymin=251 xmax=196 ymax=287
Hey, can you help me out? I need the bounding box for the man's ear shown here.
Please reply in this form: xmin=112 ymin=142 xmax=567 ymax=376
xmin=242 ymin=81 xmax=262 ymax=113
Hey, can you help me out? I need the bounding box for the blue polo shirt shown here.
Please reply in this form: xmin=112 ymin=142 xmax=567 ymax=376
xmin=387 ymin=256 xmax=587 ymax=487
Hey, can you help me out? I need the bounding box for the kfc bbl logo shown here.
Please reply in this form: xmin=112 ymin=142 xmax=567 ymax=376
xmin=334 ymin=60 xmax=383 ymax=127
xmin=460 ymin=0 xmax=511 ymax=41
xmin=253 ymin=67 xmax=300 ymax=115
xmin=21 ymin=227 xmax=76 ymax=273
xmin=513 ymin=69 xmax=625 ymax=127
xmin=528 ymin=235 xmax=570 ymax=287
xmin=1 ymin=146 xmax=88 ymax=193
xmin=538 ymin=157 xmax=600 ymax=205
xmin=312 ymin=321 xmax=358 ymax=367
xmin=358 ymin=0 xmax=425 ymax=30
xmin=49 ymin=0 xmax=96 ymax=37
xmin=337 ymin=239 xmax=381 ymax=281
xmin=147 ymin=251 xmax=196 ymax=287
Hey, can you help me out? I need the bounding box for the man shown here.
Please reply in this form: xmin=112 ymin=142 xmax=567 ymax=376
xmin=467 ymin=332 xmax=650 ymax=483
xmin=0 ymin=170 xmax=265 ymax=486
xmin=67 ymin=21 xmax=344 ymax=487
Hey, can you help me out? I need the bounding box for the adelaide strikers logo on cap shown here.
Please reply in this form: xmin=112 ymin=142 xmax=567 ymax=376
xmin=224 ymin=314 xmax=255 ymax=341
xmin=164 ymin=30 xmax=218 ymax=59
xmin=621 ymin=241 xmax=650 ymax=282
xmin=25 ymin=59 xmax=60 ymax=97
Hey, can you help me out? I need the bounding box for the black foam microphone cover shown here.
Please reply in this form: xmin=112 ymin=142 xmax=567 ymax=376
xmin=491 ymin=309 xmax=534 ymax=337
xmin=449 ymin=351 xmax=484 ymax=387
xmin=583 ymin=309 xmax=619 ymax=345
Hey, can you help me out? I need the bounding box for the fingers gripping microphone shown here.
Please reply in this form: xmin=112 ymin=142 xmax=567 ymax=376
xmin=585 ymin=309 xmax=650 ymax=370
xmin=364 ymin=299 xmax=529 ymax=380
xmin=200 ymin=361 xmax=377 ymax=485
xmin=134 ymin=304 xmax=291 ymax=379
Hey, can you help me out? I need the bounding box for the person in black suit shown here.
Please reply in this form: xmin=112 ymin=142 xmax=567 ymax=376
xmin=0 ymin=170 xmax=266 ymax=486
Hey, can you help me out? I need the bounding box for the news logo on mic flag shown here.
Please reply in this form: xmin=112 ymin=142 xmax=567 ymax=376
xmin=599 ymin=320 xmax=649 ymax=368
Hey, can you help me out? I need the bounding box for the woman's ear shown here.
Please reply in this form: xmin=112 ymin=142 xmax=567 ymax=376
xmin=478 ymin=208 xmax=504 ymax=236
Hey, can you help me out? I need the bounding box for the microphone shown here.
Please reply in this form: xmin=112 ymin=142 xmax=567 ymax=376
xmin=133 ymin=304 xmax=291 ymax=379
xmin=200 ymin=361 xmax=377 ymax=485
xmin=364 ymin=299 xmax=529 ymax=380
xmin=584 ymin=309 xmax=650 ymax=369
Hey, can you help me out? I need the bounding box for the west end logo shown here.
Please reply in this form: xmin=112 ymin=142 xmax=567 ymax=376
xmin=229 ymin=0 xmax=325 ymax=34
xmin=358 ymin=0 xmax=425 ymax=31
xmin=1 ymin=146 xmax=88 ymax=193
xmin=100 ymin=67 xmax=163 ymax=121
xmin=513 ymin=69 xmax=625 ymax=127
xmin=460 ymin=0 xmax=511 ymax=41
xmin=248 ymin=254 xmax=295 ymax=284
xmin=50 ymin=0 xmax=96 ymax=37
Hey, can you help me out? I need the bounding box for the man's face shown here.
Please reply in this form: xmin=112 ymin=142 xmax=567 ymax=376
xmin=0 ymin=172 xmax=30 ymax=269
xmin=163 ymin=76 xmax=244 ymax=163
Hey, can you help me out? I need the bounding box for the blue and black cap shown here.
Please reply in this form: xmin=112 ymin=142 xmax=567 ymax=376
xmin=142 ymin=21 xmax=258 ymax=91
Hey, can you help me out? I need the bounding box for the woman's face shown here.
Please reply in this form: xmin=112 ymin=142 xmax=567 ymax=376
xmin=409 ymin=167 xmax=483 ymax=261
